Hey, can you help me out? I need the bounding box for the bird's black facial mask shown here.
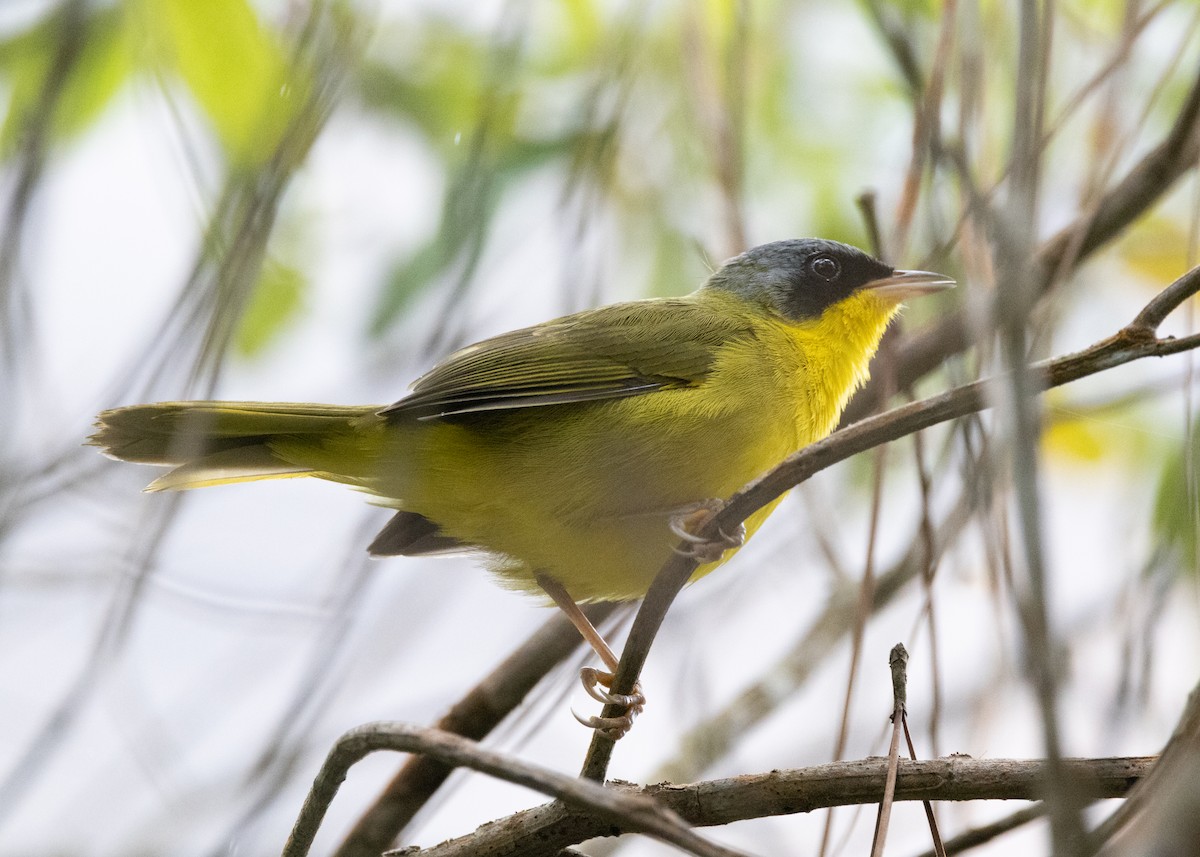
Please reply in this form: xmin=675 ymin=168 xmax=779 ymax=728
xmin=706 ymin=239 xmax=896 ymax=323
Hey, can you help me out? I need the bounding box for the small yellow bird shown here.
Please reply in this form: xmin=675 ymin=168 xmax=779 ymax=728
xmin=91 ymin=238 xmax=952 ymax=731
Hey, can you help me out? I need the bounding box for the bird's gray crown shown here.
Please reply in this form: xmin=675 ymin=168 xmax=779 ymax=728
xmin=705 ymin=238 xmax=894 ymax=322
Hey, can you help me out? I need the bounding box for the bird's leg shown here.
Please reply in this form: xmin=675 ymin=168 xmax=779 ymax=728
xmin=669 ymin=498 xmax=746 ymax=563
xmin=535 ymin=572 xmax=645 ymax=738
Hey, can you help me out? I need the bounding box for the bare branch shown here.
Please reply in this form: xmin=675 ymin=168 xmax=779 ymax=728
xmin=285 ymin=722 xmax=750 ymax=857
xmin=423 ymin=756 xmax=1150 ymax=857
xmin=871 ymin=644 xmax=911 ymax=857
xmin=910 ymin=804 xmax=1046 ymax=857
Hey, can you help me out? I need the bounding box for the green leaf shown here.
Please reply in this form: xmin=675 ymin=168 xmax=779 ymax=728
xmin=144 ymin=0 xmax=297 ymax=166
xmin=235 ymin=259 xmax=306 ymax=358
xmin=0 ymin=5 xmax=135 ymax=155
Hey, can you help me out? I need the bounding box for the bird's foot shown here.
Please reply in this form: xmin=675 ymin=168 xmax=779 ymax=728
xmin=573 ymin=708 xmax=638 ymax=739
xmin=579 ymin=666 xmax=645 ymax=707
xmin=573 ymin=667 xmax=645 ymax=740
xmin=669 ymin=499 xmax=745 ymax=562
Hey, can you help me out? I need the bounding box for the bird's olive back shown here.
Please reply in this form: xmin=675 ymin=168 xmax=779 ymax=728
xmin=704 ymin=239 xmax=894 ymax=323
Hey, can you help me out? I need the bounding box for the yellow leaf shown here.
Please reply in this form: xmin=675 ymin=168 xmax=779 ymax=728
xmin=142 ymin=0 xmax=298 ymax=166
xmin=0 ymin=6 xmax=134 ymax=154
xmin=235 ymin=258 xmax=306 ymax=358
xmin=1042 ymin=416 xmax=1107 ymax=462
xmin=1120 ymin=216 xmax=1192 ymax=285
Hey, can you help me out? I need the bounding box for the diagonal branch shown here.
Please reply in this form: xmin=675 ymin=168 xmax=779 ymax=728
xmin=1092 ymin=680 xmax=1200 ymax=854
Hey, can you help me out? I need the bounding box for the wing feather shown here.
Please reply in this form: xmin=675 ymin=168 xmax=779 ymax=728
xmin=382 ymin=297 xmax=751 ymax=419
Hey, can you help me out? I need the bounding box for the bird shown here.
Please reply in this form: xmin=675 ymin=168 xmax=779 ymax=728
xmin=90 ymin=238 xmax=953 ymax=735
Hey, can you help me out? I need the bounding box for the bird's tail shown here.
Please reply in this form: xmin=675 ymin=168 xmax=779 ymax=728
xmin=89 ymin=401 xmax=380 ymax=492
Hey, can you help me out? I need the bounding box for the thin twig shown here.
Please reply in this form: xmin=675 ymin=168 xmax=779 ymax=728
xmin=0 ymin=2 xmax=361 ymax=827
xmin=889 ymin=0 xmax=956 ymax=262
xmin=819 ymin=438 xmax=891 ymax=857
xmin=909 ymin=803 xmax=1045 ymax=857
xmin=1001 ymin=1 xmax=1087 ymax=850
xmin=902 ymin=719 xmax=946 ymax=857
xmin=911 ymin=423 xmax=943 ymax=758
xmin=858 ymin=191 xmax=884 ymax=259
xmin=0 ymin=0 xmax=88 ymax=374
xmin=871 ymin=644 xmax=910 ymax=857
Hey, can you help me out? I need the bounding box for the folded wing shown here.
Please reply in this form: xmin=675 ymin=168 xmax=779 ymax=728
xmin=382 ymin=297 xmax=753 ymax=419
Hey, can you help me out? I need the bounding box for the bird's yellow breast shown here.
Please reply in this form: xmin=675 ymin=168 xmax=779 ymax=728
xmin=371 ymin=288 xmax=900 ymax=602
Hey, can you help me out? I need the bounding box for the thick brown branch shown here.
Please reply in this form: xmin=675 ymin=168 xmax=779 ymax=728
xmin=419 ymin=757 xmax=1151 ymax=857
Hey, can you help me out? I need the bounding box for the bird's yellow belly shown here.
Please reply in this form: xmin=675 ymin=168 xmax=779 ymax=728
xmin=372 ymin=342 xmax=817 ymax=602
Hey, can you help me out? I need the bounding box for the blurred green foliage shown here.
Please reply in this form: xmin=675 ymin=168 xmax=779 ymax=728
xmin=0 ymin=4 xmax=132 ymax=153
xmin=0 ymin=0 xmax=304 ymax=163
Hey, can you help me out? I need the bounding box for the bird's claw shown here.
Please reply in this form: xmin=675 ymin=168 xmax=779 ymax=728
xmin=669 ymin=499 xmax=745 ymax=562
xmin=571 ymin=708 xmax=639 ymax=739
xmin=580 ymin=666 xmax=646 ymax=708
xmin=576 ymin=667 xmax=645 ymax=739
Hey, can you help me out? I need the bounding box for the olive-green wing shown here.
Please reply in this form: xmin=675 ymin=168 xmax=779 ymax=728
xmin=382 ymin=297 xmax=752 ymax=419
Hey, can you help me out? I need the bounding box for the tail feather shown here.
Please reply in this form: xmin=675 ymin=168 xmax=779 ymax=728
xmin=144 ymin=446 xmax=313 ymax=492
xmin=368 ymin=510 xmax=471 ymax=556
xmin=90 ymin=401 xmax=377 ymax=491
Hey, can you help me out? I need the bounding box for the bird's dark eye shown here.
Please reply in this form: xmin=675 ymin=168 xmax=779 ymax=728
xmin=811 ymin=255 xmax=840 ymax=281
